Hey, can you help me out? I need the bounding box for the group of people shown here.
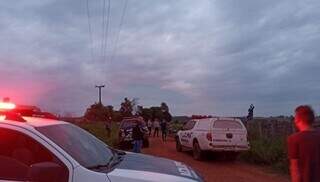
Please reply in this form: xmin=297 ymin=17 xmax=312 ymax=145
xmin=147 ymin=119 xmax=168 ymax=142
xmin=131 ymin=118 xmax=168 ymax=153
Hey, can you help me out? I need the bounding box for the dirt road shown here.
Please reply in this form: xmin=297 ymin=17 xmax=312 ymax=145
xmin=142 ymin=137 xmax=290 ymax=182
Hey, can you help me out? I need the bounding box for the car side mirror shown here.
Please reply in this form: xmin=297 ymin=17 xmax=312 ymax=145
xmin=28 ymin=162 xmax=63 ymax=182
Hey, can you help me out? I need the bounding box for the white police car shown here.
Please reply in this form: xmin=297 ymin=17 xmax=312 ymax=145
xmin=0 ymin=102 xmax=203 ymax=182
xmin=176 ymin=116 xmax=249 ymax=160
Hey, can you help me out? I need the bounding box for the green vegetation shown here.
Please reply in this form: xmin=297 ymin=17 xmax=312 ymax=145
xmin=168 ymin=120 xmax=185 ymax=135
xmin=77 ymin=122 xmax=120 ymax=148
xmin=239 ymin=133 xmax=289 ymax=174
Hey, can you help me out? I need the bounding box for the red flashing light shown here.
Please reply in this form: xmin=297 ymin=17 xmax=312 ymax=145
xmin=0 ymin=102 xmax=16 ymax=110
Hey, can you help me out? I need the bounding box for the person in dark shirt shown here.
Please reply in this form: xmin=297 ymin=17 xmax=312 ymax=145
xmin=287 ymin=105 xmax=320 ymax=182
xmin=160 ymin=120 xmax=167 ymax=142
xmin=105 ymin=122 xmax=111 ymax=138
xmin=132 ymin=121 xmax=144 ymax=153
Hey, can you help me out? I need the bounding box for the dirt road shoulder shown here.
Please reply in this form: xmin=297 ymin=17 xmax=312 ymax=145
xmin=143 ymin=137 xmax=290 ymax=182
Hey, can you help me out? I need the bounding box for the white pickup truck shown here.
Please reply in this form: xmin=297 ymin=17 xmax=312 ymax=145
xmin=176 ymin=117 xmax=250 ymax=160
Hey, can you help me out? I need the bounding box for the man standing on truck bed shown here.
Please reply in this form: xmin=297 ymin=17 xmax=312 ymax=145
xmin=288 ymin=105 xmax=320 ymax=182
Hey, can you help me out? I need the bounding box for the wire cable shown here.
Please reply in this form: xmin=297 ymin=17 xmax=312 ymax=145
xmin=103 ymin=0 xmax=111 ymax=63
xmin=109 ymin=0 xmax=128 ymax=63
xmin=86 ymin=0 xmax=95 ymax=63
xmin=100 ymin=0 xmax=106 ymax=61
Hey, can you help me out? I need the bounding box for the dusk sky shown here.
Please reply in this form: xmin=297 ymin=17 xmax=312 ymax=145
xmin=1 ymin=0 xmax=320 ymax=117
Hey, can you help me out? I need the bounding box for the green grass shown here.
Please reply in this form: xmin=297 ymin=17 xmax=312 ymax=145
xmin=239 ymin=135 xmax=289 ymax=174
xmin=76 ymin=121 xmax=119 ymax=147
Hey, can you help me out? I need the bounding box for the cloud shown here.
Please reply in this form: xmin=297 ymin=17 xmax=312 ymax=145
xmin=0 ymin=0 xmax=320 ymax=116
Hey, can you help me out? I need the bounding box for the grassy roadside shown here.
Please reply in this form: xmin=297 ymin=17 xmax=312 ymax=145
xmin=75 ymin=121 xmax=290 ymax=174
xmin=239 ymin=135 xmax=289 ymax=174
xmin=76 ymin=121 xmax=120 ymax=148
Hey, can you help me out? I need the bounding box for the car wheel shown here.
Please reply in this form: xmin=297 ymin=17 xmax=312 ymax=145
xmin=176 ymin=138 xmax=182 ymax=152
xmin=193 ymin=141 xmax=203 ymax=160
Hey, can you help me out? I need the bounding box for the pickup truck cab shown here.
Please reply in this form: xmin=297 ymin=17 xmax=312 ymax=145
xmin=0 ymin=103 xmax=203 ymax=182
xmin=118 ymin=117 xmax=149 ymax=149
xmin=176 ymin=117 xmax=250 ymax=160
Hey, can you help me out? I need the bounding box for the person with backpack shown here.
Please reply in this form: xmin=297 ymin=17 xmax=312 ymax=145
xmin=132 ymin=121 xmax=144 ymax=153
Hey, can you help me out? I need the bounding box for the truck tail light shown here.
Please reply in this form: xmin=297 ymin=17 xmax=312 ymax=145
xmin=206 ymin=133 xmax=212 ymax=141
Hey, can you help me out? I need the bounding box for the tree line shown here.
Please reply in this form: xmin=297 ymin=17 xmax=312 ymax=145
xmin=84 ymin=97 xmax=172 ymax=122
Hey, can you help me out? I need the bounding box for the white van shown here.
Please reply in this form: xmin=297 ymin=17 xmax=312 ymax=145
xmin=176 ymin=117 xmax=250 ymax=160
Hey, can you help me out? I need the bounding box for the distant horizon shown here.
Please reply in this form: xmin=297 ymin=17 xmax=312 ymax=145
xmin=9 ymin=98 xmax=318 ymax=118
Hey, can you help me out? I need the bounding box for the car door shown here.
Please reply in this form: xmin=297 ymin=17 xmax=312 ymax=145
xmin=0 ymin=126 xmax=70 ymax=182
xmin=180 ymin=120 xmax=196 ymax=148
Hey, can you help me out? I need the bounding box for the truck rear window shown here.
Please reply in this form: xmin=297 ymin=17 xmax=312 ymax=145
xmin=213 ymin=120 xmax=243 ymax=129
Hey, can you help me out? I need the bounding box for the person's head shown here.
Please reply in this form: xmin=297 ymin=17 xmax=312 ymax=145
xmin=294 ymin=105 xmax=315 ymax=131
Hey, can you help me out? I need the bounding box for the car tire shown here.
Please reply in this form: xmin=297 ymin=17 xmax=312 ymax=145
xmin=176 ymin=138 xmax=182 ymax=152
xmin=193 ymin=140 xmax=203 ymax=160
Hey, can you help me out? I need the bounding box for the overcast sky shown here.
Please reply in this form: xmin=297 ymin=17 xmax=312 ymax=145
xmin=0 ymin=0 xmax=320 ymax=117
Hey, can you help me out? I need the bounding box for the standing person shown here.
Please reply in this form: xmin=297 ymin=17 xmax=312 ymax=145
xmin=160 ymin=120 xmax=167 ymax=142
xmin=147 ymin=119 xmax=153 ymax=136
xmin=287 ymin=105 xmax=320 ymax=182
xmin=153 ymin=119 xmax=160 ymax=137
xmin=105 ymin=122 xmax=111 ymax=138
xmin=132 ymin=121 xmax=143 ymax=153
xmin=247 ymin=104 xmax=255 ymax=121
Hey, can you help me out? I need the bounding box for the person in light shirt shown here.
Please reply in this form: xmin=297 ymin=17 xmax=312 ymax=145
xmin=147 ymin=119 xmax=153 ymax=136
xmin=153 ymin=119 xmax=160 ymax=137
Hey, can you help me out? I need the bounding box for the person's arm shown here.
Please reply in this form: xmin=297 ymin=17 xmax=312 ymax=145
xmin=287 ymin=136 xmax=301 ymax=182
xmin=290 ymin=159 xmax=301 ymax=182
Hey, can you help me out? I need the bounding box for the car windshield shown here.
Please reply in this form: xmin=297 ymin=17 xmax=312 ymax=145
xmin=36 ymin=124 xmax=114 ymax=168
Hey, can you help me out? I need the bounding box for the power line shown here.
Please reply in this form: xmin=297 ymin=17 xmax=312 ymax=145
xmin=109 ymin=0 xmax=128 ymax=63
xmin=86 ymin=0 xmax=95 ymax=63
xmin=102 ymin=0 xmax=111 ymax=63
xmin=100 ymin=0 xmax=106 ymax=61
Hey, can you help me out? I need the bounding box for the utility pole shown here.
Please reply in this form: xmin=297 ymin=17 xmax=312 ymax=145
xmin=95 ymin=85 xmax=105 ymax=104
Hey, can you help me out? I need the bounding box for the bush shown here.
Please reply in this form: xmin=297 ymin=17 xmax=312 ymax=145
xmin=168 ymin=120 xmax=184 ymax=135
xmin=77 ymin=121 xmax=119 ymax=147
xmin=239 ymin=135 xmax=289 ymax=174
